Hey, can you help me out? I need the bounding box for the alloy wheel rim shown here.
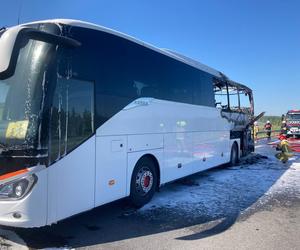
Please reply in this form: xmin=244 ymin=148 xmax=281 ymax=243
xmin=135 ymin=167 xmax=153 ymax=196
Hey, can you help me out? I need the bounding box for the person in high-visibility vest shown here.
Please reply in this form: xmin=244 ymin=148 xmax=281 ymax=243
xmin=281 ymin=120 xmax=288 ymax=136
xmin=264 ymin=121 xmax=272 ymax=139
xmin=275 ymin=139 xmax=293 ymax=163
xmin=253 ymin=121 xmax=259 ymax=142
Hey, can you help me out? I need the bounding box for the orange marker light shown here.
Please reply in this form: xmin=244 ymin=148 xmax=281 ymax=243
xmin=108 ymin=180 xmax=115 ymax=186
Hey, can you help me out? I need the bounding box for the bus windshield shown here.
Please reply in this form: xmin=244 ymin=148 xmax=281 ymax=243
xmin=0 ymin=37 xmax=55 ymax=150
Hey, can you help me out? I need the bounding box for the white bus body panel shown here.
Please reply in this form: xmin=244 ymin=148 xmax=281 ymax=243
xmin=95 ymin=134 xmax=164 ymax=206
xmin=97 ymin=99 xmax=232 ymax=186
xmin=47 ymin=136 xmax=95 ymax=225
xmin=97 ymin=99 xmax=231 ymax=136
xmin=95 ymin=136 xmax=127 ymax=206
xmin=127 ymin=134 xmax=163 ymax=152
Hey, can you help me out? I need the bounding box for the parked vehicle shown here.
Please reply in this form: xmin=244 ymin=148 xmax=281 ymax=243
xmin=0 ymin=19 xmax=254 ymax=227
xmin=286 ymin=110 xmax=300 ymax=138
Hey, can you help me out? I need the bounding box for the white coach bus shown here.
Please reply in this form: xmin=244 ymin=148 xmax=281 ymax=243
xmin=0 ymin=19 xmax=254 ymax=227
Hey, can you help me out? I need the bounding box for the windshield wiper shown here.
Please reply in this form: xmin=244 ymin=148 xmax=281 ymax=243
xmin=0 ymin=143 xmax=29 ymax=152
xmin=0 ymin=146 xmax=47 ymax=158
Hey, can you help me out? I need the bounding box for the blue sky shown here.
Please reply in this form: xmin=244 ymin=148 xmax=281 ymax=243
xmin=1 ymin=0 xmax=299 ymax=115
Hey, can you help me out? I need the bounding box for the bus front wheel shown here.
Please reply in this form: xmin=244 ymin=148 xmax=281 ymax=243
xmin=130 ymin=156 xmax=158 ymax=208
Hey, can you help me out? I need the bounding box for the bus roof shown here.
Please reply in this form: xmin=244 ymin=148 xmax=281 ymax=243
xmin=21 ymin=19 xmax=250 ymax=91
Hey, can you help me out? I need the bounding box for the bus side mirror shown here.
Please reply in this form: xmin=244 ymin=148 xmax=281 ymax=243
xmin=0 ymin=26 xmax=22 ymax=78
xmin=0 ymin=27 xmax=81 ymax=80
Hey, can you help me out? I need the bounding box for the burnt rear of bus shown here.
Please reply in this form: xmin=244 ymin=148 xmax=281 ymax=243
xmin=214 ymin=76 xmax=254 ymax=156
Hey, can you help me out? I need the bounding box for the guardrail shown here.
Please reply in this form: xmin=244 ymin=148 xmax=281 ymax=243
xmin=255 ymin=130 xmax=281 ymax=140
xmin=256 ymin=129 xmax=281 ymax=135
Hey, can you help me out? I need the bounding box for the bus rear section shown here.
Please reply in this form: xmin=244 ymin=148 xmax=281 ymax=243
xmin=214 ymin=78 xmax=254 ymax=156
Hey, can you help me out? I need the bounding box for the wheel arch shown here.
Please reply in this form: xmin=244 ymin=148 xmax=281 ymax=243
xmin=127 ymin=150 xmax=163 ymax=197
xmin=128 ymin=153 xmax=161 ymax=207
xmin=233 ymin=140 xmax=239 ymax=154
xmin=140 ymin=153 xmax=160 ymax=190
xmin=231 ymin=139 xmax=240 ymax=158
xmin=230 ymin=140 xmax=240 ymax=165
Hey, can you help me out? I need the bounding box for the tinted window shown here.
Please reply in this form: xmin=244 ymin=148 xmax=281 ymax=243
xmin=194 ymin=72 xmax=215 ymax=106
xmin=64 ymin=26 xmax=215 ymax=129
xmin=50 ymin=77 xmax=94 ymax=163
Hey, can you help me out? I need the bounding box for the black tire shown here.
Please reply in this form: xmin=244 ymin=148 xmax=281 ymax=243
xmin=230 ymin=142 xmax=239 ymax=166
xmin=130 ymin=156 xmax=158 ymax=208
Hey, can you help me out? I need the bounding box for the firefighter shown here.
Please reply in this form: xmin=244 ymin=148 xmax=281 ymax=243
xmin=264 ymin=121 xmax=272 ymax=139
xmin=253 ymin=121 xmax=259 ymax=142
xmin=281 ymin=120 xmax=288 ymax=136
xmin=275 ymin=139 xmax=293 ymax=163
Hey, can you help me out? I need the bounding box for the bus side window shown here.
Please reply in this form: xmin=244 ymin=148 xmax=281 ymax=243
xmin=50 ymin=77 xmax=94 ymax=163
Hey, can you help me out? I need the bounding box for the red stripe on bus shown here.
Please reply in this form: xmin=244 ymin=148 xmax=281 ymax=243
xmin=0 ymin=169 xmax=29 ymax=181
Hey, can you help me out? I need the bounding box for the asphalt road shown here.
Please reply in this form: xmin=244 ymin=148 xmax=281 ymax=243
xmin=0 ymin=141 xmax=299 ymax=250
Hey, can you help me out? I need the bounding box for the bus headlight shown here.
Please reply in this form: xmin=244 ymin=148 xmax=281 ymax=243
xmin=0 ymin=174 xmax=37 ymax=200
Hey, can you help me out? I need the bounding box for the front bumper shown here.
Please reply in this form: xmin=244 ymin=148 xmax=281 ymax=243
xmin=287 ymin=129 xmax=300 ymax=136
xmin=0 ymin=169 xmax=47 ymax=228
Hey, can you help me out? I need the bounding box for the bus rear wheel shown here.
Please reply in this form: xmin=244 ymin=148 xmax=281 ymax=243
xmin=230 ymin=142 xmax=239 ymax=166
xmin=130 ymin=156 xmax=158 ymax=208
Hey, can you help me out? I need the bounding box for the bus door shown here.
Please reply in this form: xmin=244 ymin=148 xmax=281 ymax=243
xmin=47 ymin=75 xmax=96 ymax=223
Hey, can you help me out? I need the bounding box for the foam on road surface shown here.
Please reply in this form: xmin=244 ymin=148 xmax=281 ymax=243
xmin=0 ymin=140 xmax=299 ymax=249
